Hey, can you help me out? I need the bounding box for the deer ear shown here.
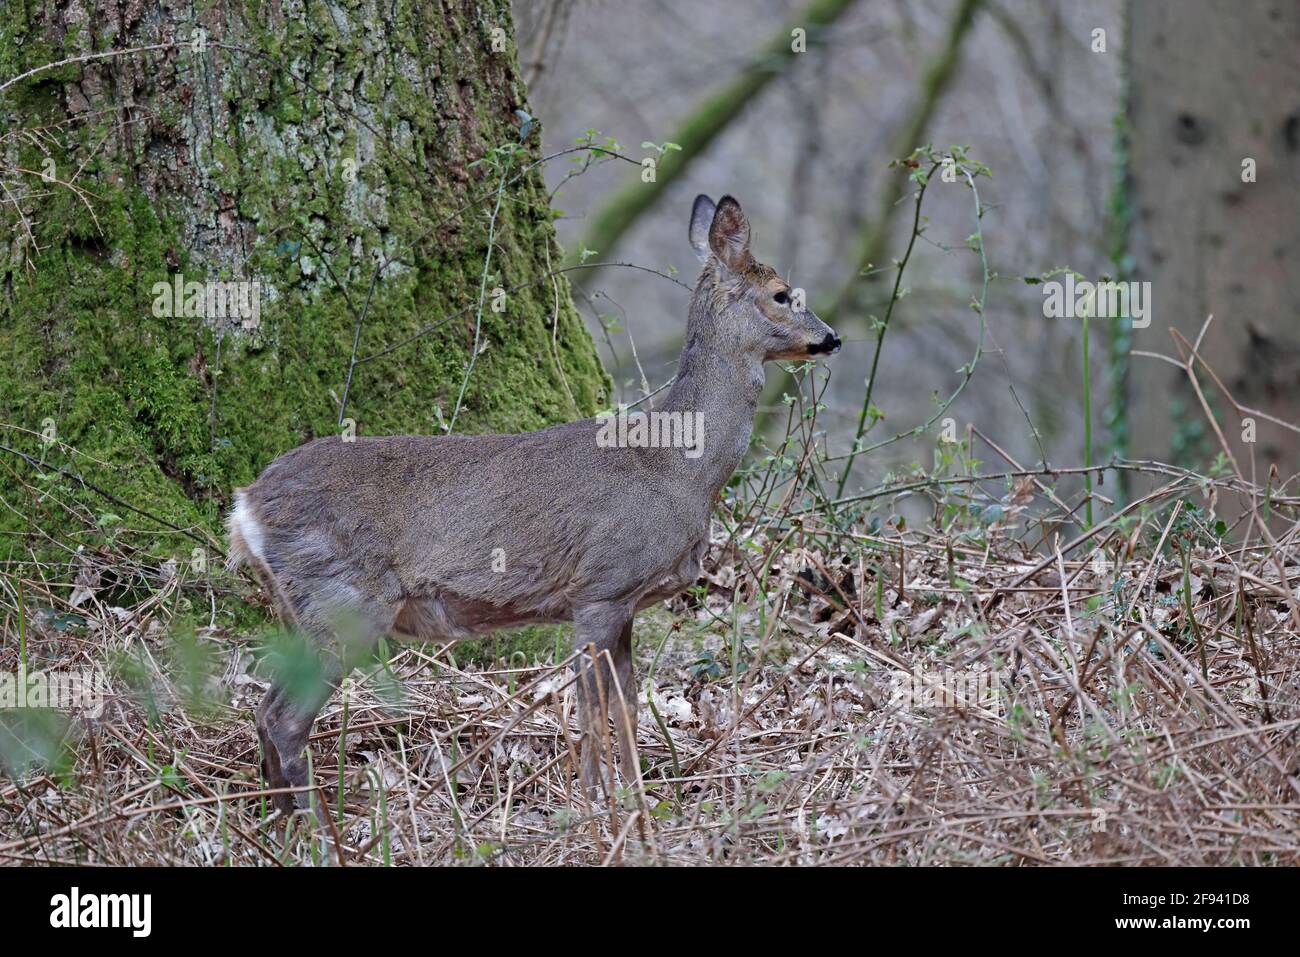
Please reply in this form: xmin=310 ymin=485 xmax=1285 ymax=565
xmin=708 ymin=195 xmax=751 ymax=271
xmin=689 ymin=195 xmax=716 ymax=262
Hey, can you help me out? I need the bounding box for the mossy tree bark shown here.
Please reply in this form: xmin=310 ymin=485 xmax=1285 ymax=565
xmin=0 ymin=0 xmax=608 ymax=566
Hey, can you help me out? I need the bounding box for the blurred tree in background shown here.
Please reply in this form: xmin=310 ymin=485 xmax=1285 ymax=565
xmin=1125 ymin=0 xmax=1300 ymax=476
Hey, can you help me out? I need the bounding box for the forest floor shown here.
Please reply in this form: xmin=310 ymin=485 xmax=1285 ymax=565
xmin=3 ymin=449 xmax=1299 ymax=866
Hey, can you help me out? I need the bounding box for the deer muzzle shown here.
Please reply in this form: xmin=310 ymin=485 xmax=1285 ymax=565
xmin=808 ymin=331 xmax=842 ymax=355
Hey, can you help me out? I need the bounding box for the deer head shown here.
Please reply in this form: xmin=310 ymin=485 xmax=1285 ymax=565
xmin=688 ymin=194 xmax=841 ymax=362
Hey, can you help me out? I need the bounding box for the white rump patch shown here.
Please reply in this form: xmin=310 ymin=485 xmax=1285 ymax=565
xmin=227 ymin=491 xmax=268 ymax=567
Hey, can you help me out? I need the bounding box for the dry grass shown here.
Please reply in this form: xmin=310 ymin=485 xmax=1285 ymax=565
xmin=2 ymin=451 xmax=1298 ymax=866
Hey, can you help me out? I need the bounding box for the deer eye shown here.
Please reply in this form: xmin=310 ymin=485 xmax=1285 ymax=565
xmin=773 ymin=290 xmax=789 ymax=305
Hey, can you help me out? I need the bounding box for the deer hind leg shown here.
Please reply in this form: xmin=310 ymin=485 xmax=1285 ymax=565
xmin=238 ymin=553 xmax=302 ymax=815
xmin=573 ymin=604 xmax=639 ymax=796
xmin=257 ymin=589 xmax=387 ymax=819
xmin=258 ymin=662 xmax=338 ymax=818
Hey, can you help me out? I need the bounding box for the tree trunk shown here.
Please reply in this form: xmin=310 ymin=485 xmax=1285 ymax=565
xmin=0 ymin=0 xmax=607 ymax=561
xmin=1125 ymin=1 xmax=1300 ymax=480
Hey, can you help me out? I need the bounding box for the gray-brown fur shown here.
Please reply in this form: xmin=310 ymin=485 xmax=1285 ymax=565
xmin=228 ymin=194 xmax=839 ymax=815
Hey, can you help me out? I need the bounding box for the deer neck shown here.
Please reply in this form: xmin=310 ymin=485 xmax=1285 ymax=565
xmin=656 ymin=287 xmax=765 ymax=500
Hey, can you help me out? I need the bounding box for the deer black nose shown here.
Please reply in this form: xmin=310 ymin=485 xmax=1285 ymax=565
xmin=809 ymin=331 xmax=841 ymax=355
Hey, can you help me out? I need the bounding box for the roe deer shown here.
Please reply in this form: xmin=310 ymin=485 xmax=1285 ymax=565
xmin=227 ymin=194 xmax=839 ymax=815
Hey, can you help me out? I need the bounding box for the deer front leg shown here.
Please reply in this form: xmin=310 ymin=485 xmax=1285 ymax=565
xmin=611 ymin=619 xmax=641 ymax=788
xmin=572 ymin=603 xmax=638 ymax=797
